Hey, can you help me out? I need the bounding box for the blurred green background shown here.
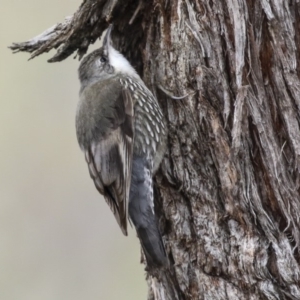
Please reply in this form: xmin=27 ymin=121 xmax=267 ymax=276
xmin=0 ymin=1 xmax=147 ymax=299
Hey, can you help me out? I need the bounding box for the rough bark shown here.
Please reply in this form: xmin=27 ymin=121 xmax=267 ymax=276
xmin=10 ymin=0 xmax=300 ymax=299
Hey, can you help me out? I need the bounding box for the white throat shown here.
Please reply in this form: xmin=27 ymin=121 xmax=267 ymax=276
xmin=108 ymin=46 xmax=140 ymax=80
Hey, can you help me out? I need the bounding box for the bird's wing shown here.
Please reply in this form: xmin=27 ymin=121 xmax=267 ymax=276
xmin=85 ymin=88 xmax=134 ymax=236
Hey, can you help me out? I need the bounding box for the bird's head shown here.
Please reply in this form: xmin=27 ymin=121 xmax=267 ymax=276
xmin=78 ymin=25 xmax=139 ymax=86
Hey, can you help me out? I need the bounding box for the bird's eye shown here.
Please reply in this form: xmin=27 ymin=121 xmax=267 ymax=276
xmin=100 ymin=56 xmax=107 ymax=63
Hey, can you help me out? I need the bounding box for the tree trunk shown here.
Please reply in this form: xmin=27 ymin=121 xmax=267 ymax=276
xmin=10 ymin=0 xmax=300 ymax=299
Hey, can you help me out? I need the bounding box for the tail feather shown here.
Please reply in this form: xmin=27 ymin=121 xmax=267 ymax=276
xmin=136 ymin=218 xmax=168 ymax=267
xmin=129 ymin=155 xmax=168 ymax=268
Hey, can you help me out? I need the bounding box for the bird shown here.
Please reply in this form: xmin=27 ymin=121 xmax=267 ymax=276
xmin=75 ymin=25 xmax=168 ymax=268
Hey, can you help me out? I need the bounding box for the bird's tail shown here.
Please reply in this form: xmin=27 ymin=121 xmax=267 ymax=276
xmin=129 ymin=155 xmax=168 ymax=268
xmin=136 ymin=212 xmax=168 ymax=268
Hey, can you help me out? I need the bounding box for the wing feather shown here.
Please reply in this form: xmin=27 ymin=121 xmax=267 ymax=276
xmin=84 ymin=88 xmax=134 ymax=235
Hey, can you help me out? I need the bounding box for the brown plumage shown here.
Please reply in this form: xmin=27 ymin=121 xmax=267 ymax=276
xmin=77 ymin=80 xmax=134 ymax=235
xmin=76 ymin=25 xmax=168 ymax=267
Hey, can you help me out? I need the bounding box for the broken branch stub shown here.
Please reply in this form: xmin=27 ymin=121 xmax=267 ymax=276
xmin=9 ymin=0 xmax=129 ymax=62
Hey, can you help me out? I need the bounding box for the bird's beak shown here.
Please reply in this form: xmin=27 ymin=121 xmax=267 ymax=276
xmin=103 ymin=24 xmax=113 ymax=56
